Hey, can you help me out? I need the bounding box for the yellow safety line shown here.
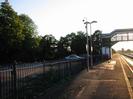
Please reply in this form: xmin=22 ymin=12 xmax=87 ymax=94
xmin=119 ymin=57 xmax=133 ymax=99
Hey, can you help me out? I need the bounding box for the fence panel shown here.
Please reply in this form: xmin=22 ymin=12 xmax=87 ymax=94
xmin=0 ymin=59 xmax=86 ymax=99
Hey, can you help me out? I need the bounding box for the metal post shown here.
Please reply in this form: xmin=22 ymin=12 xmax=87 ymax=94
xmin=101 ymin=35 xmax=103 ymax=61
xmin=83 ymin=19 xmax=89 ymax=71
xmin=90 ymin=24 xmax=93 ymax=68
xmin=85 ymin=23 xmax=89 ymax=71
xmin=0 ymin=71 xmax=1 ymax=98
xmin=83 ymin=19 xmax=97 ymax=70
xmin=89 ymin=21 xmax=97 ymax=67
xmin=58 ymin=63 xmax=61 ymax=80
xmin=43 ymin=60 xmax=45 ymax=75
xmin=12 ymin=61 xmax=17 ymax=99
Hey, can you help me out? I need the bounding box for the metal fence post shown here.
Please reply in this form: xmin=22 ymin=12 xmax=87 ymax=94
xmin=0 ymin=71 xmax=1 ymax=98
xmin=69 ymin=61 xmax=72 ymax=75
xmin=43 ymin=60 xmax=45 ymax=76
xmin=12 ymin=61 xmax=17 ymax=99
xmin=58 ymin=63 xmax=61 ymax=80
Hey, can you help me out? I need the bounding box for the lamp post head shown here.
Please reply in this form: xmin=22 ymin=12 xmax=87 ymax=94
xmin=85 ymin=21 xmax=90 ymax=24
xmin=83 ymin=20 xmax=97 ymax=25
xmin=91 ymin=21 xmax=97 ymax=24
xmin=83 ymin=20 xmax=89 ymax=24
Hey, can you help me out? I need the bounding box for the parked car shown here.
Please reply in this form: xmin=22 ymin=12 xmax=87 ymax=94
xmin=65 ymin=54 xmax=84 ymax=60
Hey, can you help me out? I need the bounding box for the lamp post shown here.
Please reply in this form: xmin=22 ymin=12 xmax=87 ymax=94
xmin=83 ymin=19 xmax=97 ymax=69
xmin=89 ymin=21 xmax=97 ymax=67
xmin=83 ymin=20 xmax=89 ymax=71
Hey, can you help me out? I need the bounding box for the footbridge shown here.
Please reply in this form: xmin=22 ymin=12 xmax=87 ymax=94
xmin=101 ymin=28 xmax=133 ymax=58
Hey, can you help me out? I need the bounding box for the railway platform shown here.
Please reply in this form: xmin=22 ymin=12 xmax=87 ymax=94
xmin=39 ymin=54 xmax=133 ymax=99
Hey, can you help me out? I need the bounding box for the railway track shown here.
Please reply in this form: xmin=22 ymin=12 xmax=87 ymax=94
xmin=120 ymin=54 xmax=133 ymax=98
xmin=122 ymin=56 xmax=133 ymax=72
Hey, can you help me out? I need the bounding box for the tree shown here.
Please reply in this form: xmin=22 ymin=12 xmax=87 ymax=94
xmin=57 ymin=37 xmax=69 ymax=58
xmin=56 ymin=31 xmax=86 ymax=58
xmin=92 ymin=30 xmax=102 ymax=62
xmin=40 ymin=35 xmax=58 ymax=60
xmin=71 ymin=31 xmax=86 ymax=55
xmin=19 ymin=14 xmax=39 ymax=61
xmin=19 ymin=14 xmax=37 ymax=38
xmin=92 ymin=30 xmax=102 ymax=55
xmin=0 ymin=2 xmax=24 ymax=63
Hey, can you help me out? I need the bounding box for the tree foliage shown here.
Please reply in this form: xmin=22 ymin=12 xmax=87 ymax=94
xmin=0 ymin=2 xmax=104 ymax=64
xmin=19 ymin=14 xmax=37 ymax=38
xmin=0 ymin=2 xmax=24 ymax=63
xmin=57 ymin=37 xmax=69 ymax=58
xmin=0 ymin=2 xmax=40 ymax=63
xmin=19 ymin=14 xmax=40 ymax=62
xmin=71 ymin=31 xmax=86 ymax=55
xmin=39 ymin=34 xmax=58 ymax=60
xmin=92 ymin=30 xmax=102 ymax=55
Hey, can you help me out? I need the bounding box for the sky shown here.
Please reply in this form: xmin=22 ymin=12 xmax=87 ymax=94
xmin=1 ymin=0 xmax=133 ymax=50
